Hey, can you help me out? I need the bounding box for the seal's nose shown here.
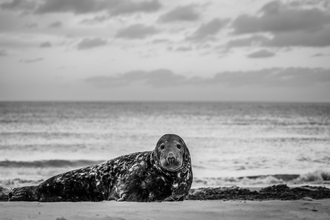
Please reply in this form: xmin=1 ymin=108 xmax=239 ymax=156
xmin=167 ymin=153 xmax=176 ymax=164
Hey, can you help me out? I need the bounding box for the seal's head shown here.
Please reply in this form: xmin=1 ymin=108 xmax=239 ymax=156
xmin=152 ymin=134 xmax=191 ymax=172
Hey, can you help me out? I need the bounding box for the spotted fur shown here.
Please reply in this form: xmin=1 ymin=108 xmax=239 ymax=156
xmin=9 ymin=134 xmax=193 ymax=202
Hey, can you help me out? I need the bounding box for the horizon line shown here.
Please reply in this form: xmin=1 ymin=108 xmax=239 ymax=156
xmin=0 ymin=100 xmax=329 ymax=104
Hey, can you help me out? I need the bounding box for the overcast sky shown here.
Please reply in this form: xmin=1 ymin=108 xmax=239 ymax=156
xmin=0 ymin=0 xmax=330 ymax=102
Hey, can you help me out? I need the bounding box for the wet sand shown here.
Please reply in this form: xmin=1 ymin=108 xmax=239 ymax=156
xmin=1 ymin=185 xmax=330 ymax=220
xmin=1 ymin=199 xmax=330 ymax=220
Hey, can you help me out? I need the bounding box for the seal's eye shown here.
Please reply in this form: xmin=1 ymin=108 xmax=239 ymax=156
xmin=159 ymin=144 xmax=165 ymax=150
xmin=176 ymin=144 xmax=182 ymax=149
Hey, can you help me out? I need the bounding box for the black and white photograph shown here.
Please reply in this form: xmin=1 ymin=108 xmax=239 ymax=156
xmin=1 ymin=0 xmax=330 ymax=219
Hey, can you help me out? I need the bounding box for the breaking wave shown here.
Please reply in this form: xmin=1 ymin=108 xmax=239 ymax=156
xmin=0 ymin=159 xmax=105 ymax=168
xmin=194 ymin=170 xmax=330 ymax=187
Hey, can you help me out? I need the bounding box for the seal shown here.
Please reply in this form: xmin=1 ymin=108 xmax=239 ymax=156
xmin=8 ymin=134 xmax=193 ymax=202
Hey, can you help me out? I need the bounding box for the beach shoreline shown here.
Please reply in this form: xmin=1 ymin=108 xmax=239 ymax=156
xmin=1 ymin=199 xmax=329 ymax=220
xmin=1 ymin=184 xmax=330 ymax=220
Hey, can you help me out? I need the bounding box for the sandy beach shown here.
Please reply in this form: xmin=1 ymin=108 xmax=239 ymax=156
xmin=1 ymin=199 xmax=329 ymax=220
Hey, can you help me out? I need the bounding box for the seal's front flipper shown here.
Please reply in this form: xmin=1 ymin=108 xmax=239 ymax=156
xmin=163 ymin=195 xmax=184 ymax=202
xmin=9 ymin=186 xmax=39 ymax=201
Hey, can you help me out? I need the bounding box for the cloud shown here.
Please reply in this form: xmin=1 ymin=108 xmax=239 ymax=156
xmin=20 ymin=57 xmax=44 ymax=63
xmin=115 ymin=24 xmax=159 ymax=39
xmin=80 ymin=15 xmax=108 ymax=25
xmin=288 ymin=0 xmax=330 ymax=9
xmin=232 ymin=0 xmax=330 ymax=35
xmin=149 ymin=39 xmax=172 ymax=44
xmin=0 ymin=34 xmax=38 ymax=48
xmin=212 ymin=68 xmax=330 ymax=87
xmin=33 ymin=0 xmax=95 ymax=14
xmin=0 ymin=0 xmax=21 ymax=9
xmin=0 ymin=0 xmax=37 ymax=11
xmin=76 ymin=38 xmax=107 ymax=50
xmin=225 ymin=35 xmax=270 ymax=48
xmin=312 ymin=52 xmax=329 ymax=57
xmin=247 ymin=49 xmax=275 ymax=58
xmin=85 ymin=69 xmax=186 ymax=87
xmin=85 ymin=68 xmax=330 ymax=88
xmin=39 ymin=41 xmax=51 ymax=48
xmin=110 ymin=0 xmax=161 ymax=16
xmin=25 ymin=23 xmax=38 ymax=28
xmin=264 ymin=28 xmax=330 ymax=47
xmin=48 ymin=21 xmax=62 ymax=28
xmin=175 ymin=46 xmax=192 ymax=52
xmin=205 ymin=68 xmax=330 ymax=88
xmin=0 ymin=49 xmax=8 ymax=56
xmin=225 ymin=27 xmax=330 ymax=48
xmin=227 ymin=1 xmax=330 ymax=48
xmin=158 ymin=5 xmax=200 ymax=23
xmin=35 ymin=0 xmax=161 ymax=16
xmin=187 ymin=18 xmax=229 ymax=41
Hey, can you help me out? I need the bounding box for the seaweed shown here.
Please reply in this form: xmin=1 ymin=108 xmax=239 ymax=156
xmin=186 ymin=184 xmax=330 ymax=201
xmin=1 ymin=184 xmax=330 ymax=202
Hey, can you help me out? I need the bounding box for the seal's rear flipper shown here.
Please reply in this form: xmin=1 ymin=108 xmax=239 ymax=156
xmin=0 ymin=186 xmax=11 ymax=201
xmin=9 ymin=186 xmax=39 ymax=201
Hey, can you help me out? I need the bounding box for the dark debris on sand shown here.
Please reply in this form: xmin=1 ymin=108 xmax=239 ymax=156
xmin=187 ymin=184 xmax=330 ymax=201
xmin=1 ymin=184 xmax=330 ymax=201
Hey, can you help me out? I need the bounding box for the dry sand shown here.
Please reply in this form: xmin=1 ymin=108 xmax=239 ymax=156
xmin=1 ymin=199 xmax=329 ymax=220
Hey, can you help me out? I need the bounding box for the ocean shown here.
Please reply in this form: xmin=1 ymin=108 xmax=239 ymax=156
xmin=0 ymin=101 xmax=329 ymax=188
